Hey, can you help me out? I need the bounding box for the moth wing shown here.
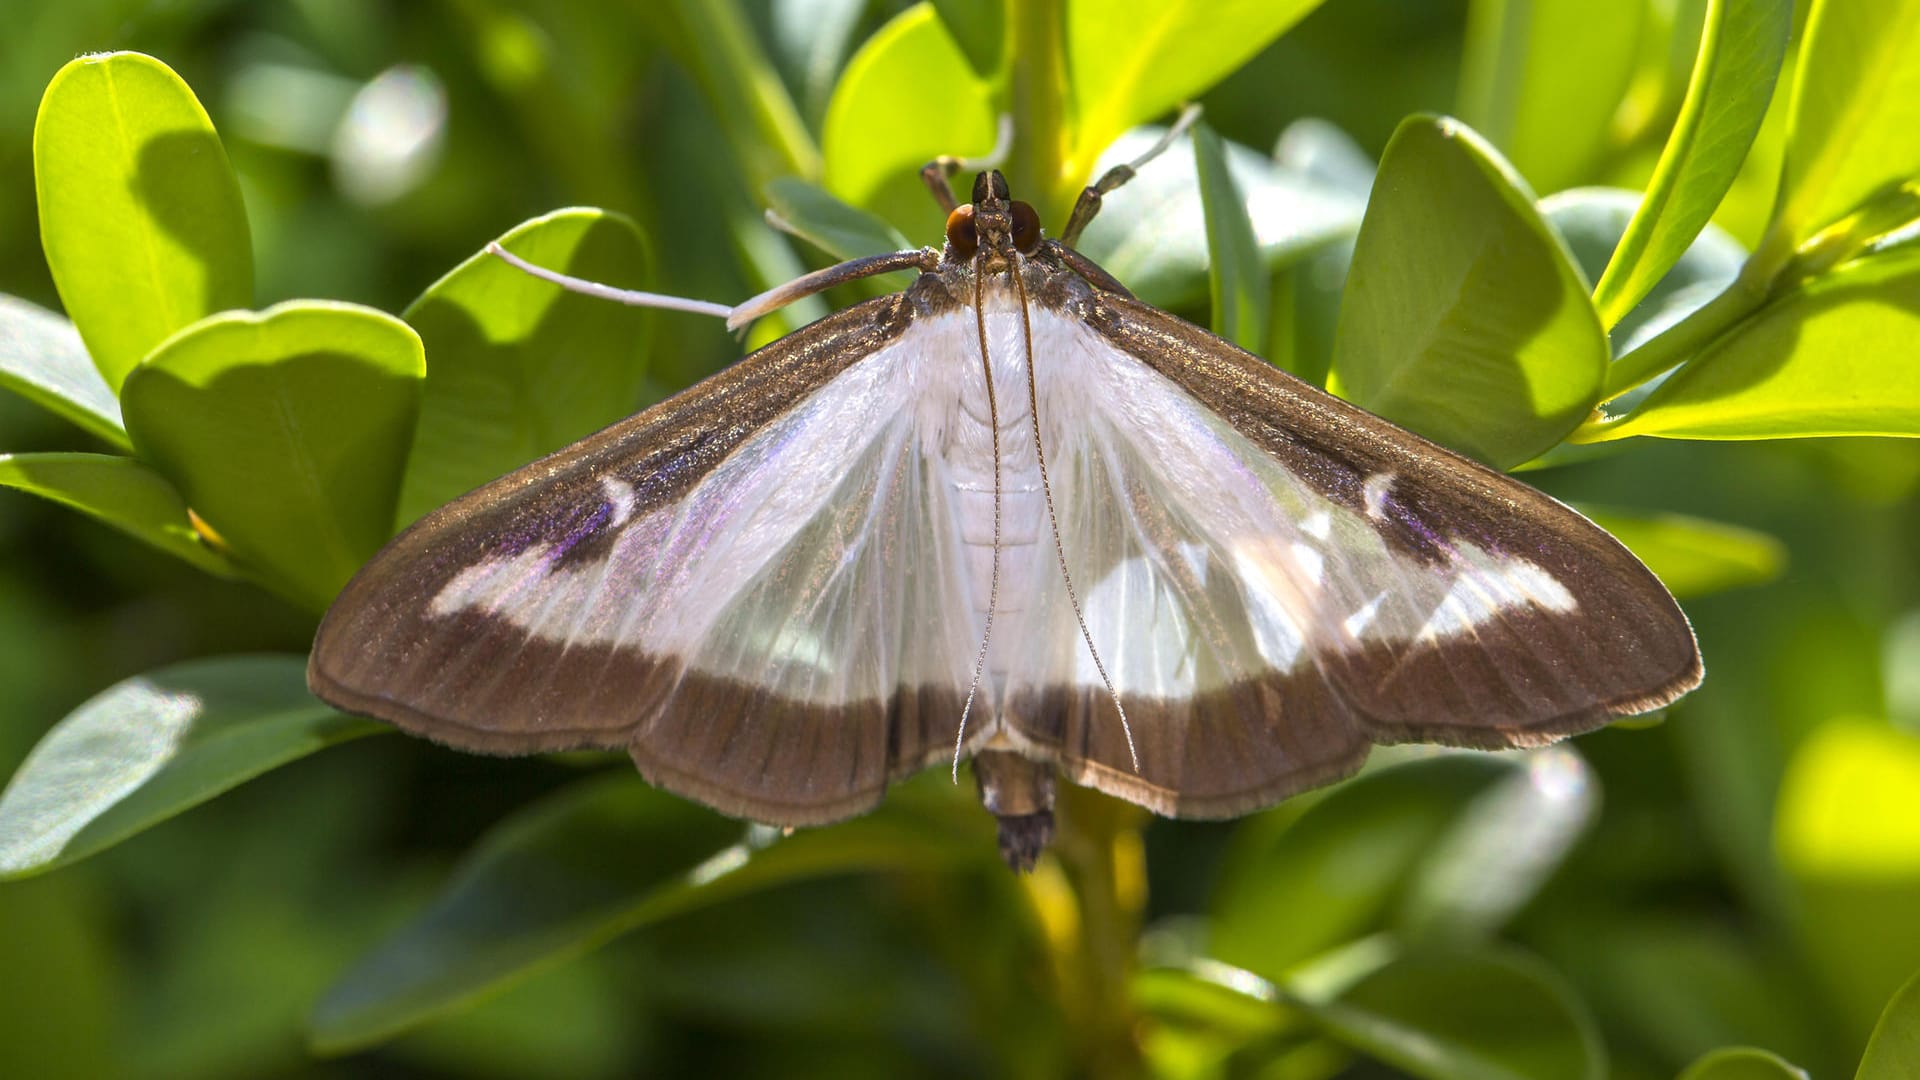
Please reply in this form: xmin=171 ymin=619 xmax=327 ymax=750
xmin=992 ymin=301 xmax=1700 ymax=818
xmin=311 ymin=297 xmax=980 ymax=825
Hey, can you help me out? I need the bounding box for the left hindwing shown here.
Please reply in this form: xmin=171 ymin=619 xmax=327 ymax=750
xmin=995 ymin=299 xmax=1701 ymax=818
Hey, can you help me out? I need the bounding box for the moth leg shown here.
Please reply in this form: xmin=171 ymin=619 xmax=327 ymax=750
xmin=1059 ymin=103 xmax=1202 ymax=247
xmin=919 ymin=113 xmax=1014 ymax=213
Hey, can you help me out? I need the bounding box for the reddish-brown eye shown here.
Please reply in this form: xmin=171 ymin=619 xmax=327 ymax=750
xmin=946 ymin=204 xmax=979 ymax=257
xmin=1010 ymin=200 xmax=1042 ymax=252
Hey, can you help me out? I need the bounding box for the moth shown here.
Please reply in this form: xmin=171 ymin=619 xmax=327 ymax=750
xmin=309 ymin=127 xmax=1702 ymax=870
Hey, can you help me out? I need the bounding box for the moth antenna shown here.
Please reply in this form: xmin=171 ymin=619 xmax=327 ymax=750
xmin=954 ymin=250 xmax=1004 ymax=783
xmin=920 ymin=114 xmax=1016 ymax=213
xmin=1013 ymin=270 xmax=1140 ymax=772
xmin=486 ymin=242 xmax=733 ymax=319
xmin=1059 ymin=102 xmax=1204 ymax=247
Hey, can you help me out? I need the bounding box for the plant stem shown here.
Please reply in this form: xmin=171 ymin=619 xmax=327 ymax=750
xmin=1048 ymin=783 xmax=1148 ymax=1078
xmin=1006 ymin=0 xmax=1069 ymax=226
xmin=657 ymin=0 xmax=821 ymax=190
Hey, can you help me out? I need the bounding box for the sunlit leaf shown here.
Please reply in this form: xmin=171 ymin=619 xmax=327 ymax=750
xmin=1297 ymin=947 xmax=1605 ymax=1080
xmin=1595 ymin=248 xmax=1920 ymax=441
xmin=309 ymin=774 xmax=988 ymax=1052
xmin=1581 ymin=505 xmax=1785 ymax=597
xmin=1856 ymin=968 xmax=1920 ymax=1080
xmin=1678 ymin=1046 xmax=1809 ymax=1080
xmin=929 ymin=0 xmax=1003 ymax=76
xmin=1064 ymin=0 xmax=1324 ymax=179
xmin=1773 ymin=0 xmax=1920 ymax=245
xmin=32 ymin=52 xmax=252 ymax=392
xmin=120 ymin=301 xmax=425 ymax=610
xmin=1192 ymin=120 xmax=1268 ymax=352
xmin=1457 ymin=0 xmax=1644 ymax=194
xmin=1592 ymin=0 xmax=1792 ymax=327
xmin=0 ymin=452 xmax=235 ymax=576
xmin=0 ymin=656 xmax=381 ymax=879
xmin=397 ymin=208 xmax=650 ymax=527
xmin=0 ymin=294 xmax=126 ymax=448
xmin=1328 ymin=116 xmax=1607 ymax=468
xmin=822 ymin=4 xmax=996 ymax=234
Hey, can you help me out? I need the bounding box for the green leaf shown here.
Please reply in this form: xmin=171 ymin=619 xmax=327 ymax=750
xmin=32 ymin=52 xmax=253 ymax=393
xmin=1296 ymin=948 xmax=1605 ymax=1080
xmin=0 ymin=655 xmax=382 ymax=880
xmin=120 ymin=301 xmax=425 ymax=610
xmin=1076 ymin=126 xmax=1366 ymax=311
xmin=1064 ymin=0 xmax=1324 ymax=176
xmin=1595 ymin=248 xmax=1920 ymax=441
xmin=647 ymin=0 xmax=820 ymax=191
xmin=1773 ymin=0 xmax=1920 ymax=246
xmin=1328 ymin=116 xmax=1607 ymax=468
xmin=1580 ymin=506 xmax=1784 ymax=597
xmin=929 ymin=0 xmax=1004 ymax=76
xmin=1591 ymin=0 xmax=1792 ymax=327
xmin=1857 ymin=969 xmax=1920 ymax=1080
xmin=1679 ymin=1047 xmax=1809 ymax=1080
xmin=823 ymin=4 xmax=997 ymax=234
xmin=1456 ymin=0 xmax=1644 ymax=194
xmin=763 ymin=177 xmax=914 ymax=261
xmin=1211 ymin=754 xmax=1514 ymax=979
xmin=0 ymin=452 xmax=235 ymax=576
xmin=397 ymin=209 xmax=650 ymax=527
xmin=309 ymin=774 xmax=989 ymax=1052
xmin=1192 ymin=120 xmax=1269 ymax=353
xmin=0 ymin=295 xmax=127 ymax=449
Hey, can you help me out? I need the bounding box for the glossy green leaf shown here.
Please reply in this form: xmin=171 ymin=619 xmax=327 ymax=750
xmin=649 ymin=0 xmax=820 ymax=190
xmin=1592 ymin=0 xmax=1792 ymax=327
xmin=763 ymin=177 xmax=914 ymax=261
xmin=0 ymin=656 xmax=381 ymax=880
xmin=1297 ymin=948 xmax=1605 ymax=1080
xmin=1212 ymin=754 xmax=1514 ymax=978
xmin=1064 ymin=0 xmax=1324 ymax=177
xmin=1075 ymin=126 xmax=1365 ymax=311
xmin=33 ymin=52 xmax=252 ymax=392
xmin=1774 ymin=0 xmax=1920 ymax=245
xmin=1857 ymin=969 xmax=1920 ymax=1080
xmin=0 ymin=294 xmax=127 ymax=448
xmin=1192 ymin=120 xmax=1268 ymax=352
xmin=121 ymin=301 xmax=425 ymax=610
xmin=823 ymin=4 xmax=997 ymax=233
xmin=397 ymin=209 xmax=650 ymax=527
xmin=767 ymin=0 xmax=869 ymax=124
xmin=929 ymin=0 xmax=1003 ymax=76
xmin=309 ymin=774 xmax=989 ymax=1052
xmin=1679 ymin=1047 xmax=1809 ymax=1080
xmin=1457 ymin=0 xmax=1643 ymax=194
xmin=1581 ymin=506 xmax=1784 ymax=597
xmin=1596 ymin=248 xmax=1920 ymax=441
xmin=1328 ymin=116 xmax=1607 ymax=468
xmin=0 ymin=452 xmax=234 ymax=576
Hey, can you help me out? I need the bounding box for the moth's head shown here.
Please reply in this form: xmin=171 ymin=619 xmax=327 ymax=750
xmin=947 ymin=169 xmax=1041 ymax=263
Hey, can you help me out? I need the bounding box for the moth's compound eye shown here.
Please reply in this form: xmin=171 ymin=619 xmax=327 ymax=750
xmin=1010 ymin=201 xmax=1042 ymax=253
xmin=946 ymin=204 xmax=980 ymax=257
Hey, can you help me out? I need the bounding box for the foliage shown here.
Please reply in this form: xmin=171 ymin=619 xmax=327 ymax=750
xmin=1 ymin=1 xmax=1918 ymax=1077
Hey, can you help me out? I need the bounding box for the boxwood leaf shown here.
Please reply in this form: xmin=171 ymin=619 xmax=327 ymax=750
xmin=1579 ymin=505 xmax=1784 ymax=597
xmin=1591 ymin=0 xmax=1792 ymax=327
xmin=763 ymin=176 xmax=913 ymax=261
xmin=823 ymin=4 xmax=997 ymax=233
xmin=0 ymin=452 xmax=234 ymax=577
xmin=1774 ymin=0 xmax=1920 ymax=246
xmin=929 ymin=0 xmax=1004 ymax=76
xmin=1328 ymin=116 xmax=1607 ymax=468
xmin=1192 ymin=120 xmax=1269 ymax=352
xmin=121 ymin=301 xmax=425 ymax=610
xmin=1857 ymin=969 xmax=1920 ymax=1080
xmin=397 ymin=209 xmax=650 ymax=527
xmin=0 ymin=655 xmax=381 ymax=880
xmin=1458 ymin=0 xmax=1644 ymax=196
xmin=1211 ymin=755 xmax=1515 ymax=979
xmin=32 ymin=52 xmax=253 ymax=393
xmin=1296 ymin=947 xmax=1605 ymax=1080
xmin=308 ymin=773 xmax=988 ymax=1053
xmin=1594 ymin=248 xmax=1920 ymax=440
xmin=1678 ymin=1047 xmax=1809 ymax=1080
xmin=1065 ymin=0 xmax=1323 ymax=176
xmin=0 ymin=295 xmax=127 ymax=449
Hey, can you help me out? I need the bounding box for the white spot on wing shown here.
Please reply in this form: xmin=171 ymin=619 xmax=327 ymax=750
xmin=1363 ymin=473 xmax=1394 ymax=520
xmin=1417 ymin=548 xmax=1580 ymax=640
xmin=1344 ymin=592 xmax=1386 ymax=639
xmin=1301 ymin=510 xmax=1332 ymax=541
xmin=1290 ymin=541 xmax=1324 ymax=583
xmin=601 ymin=477 xmax=636 ymax=526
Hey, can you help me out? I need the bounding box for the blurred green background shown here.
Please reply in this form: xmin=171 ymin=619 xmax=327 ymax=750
xmin=2 ymin=1 xmax=1918 ymax=1077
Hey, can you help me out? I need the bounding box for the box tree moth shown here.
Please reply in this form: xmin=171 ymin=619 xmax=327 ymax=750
xmin=309 ymin=125 xmax=1702 ymax=870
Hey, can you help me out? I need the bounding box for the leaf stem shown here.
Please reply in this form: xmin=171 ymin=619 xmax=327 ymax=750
xmin=1006 ymin=0 xmax=1069 ymax=225
xmin=1047 ymin=783 xmax=1147 ymax=1077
